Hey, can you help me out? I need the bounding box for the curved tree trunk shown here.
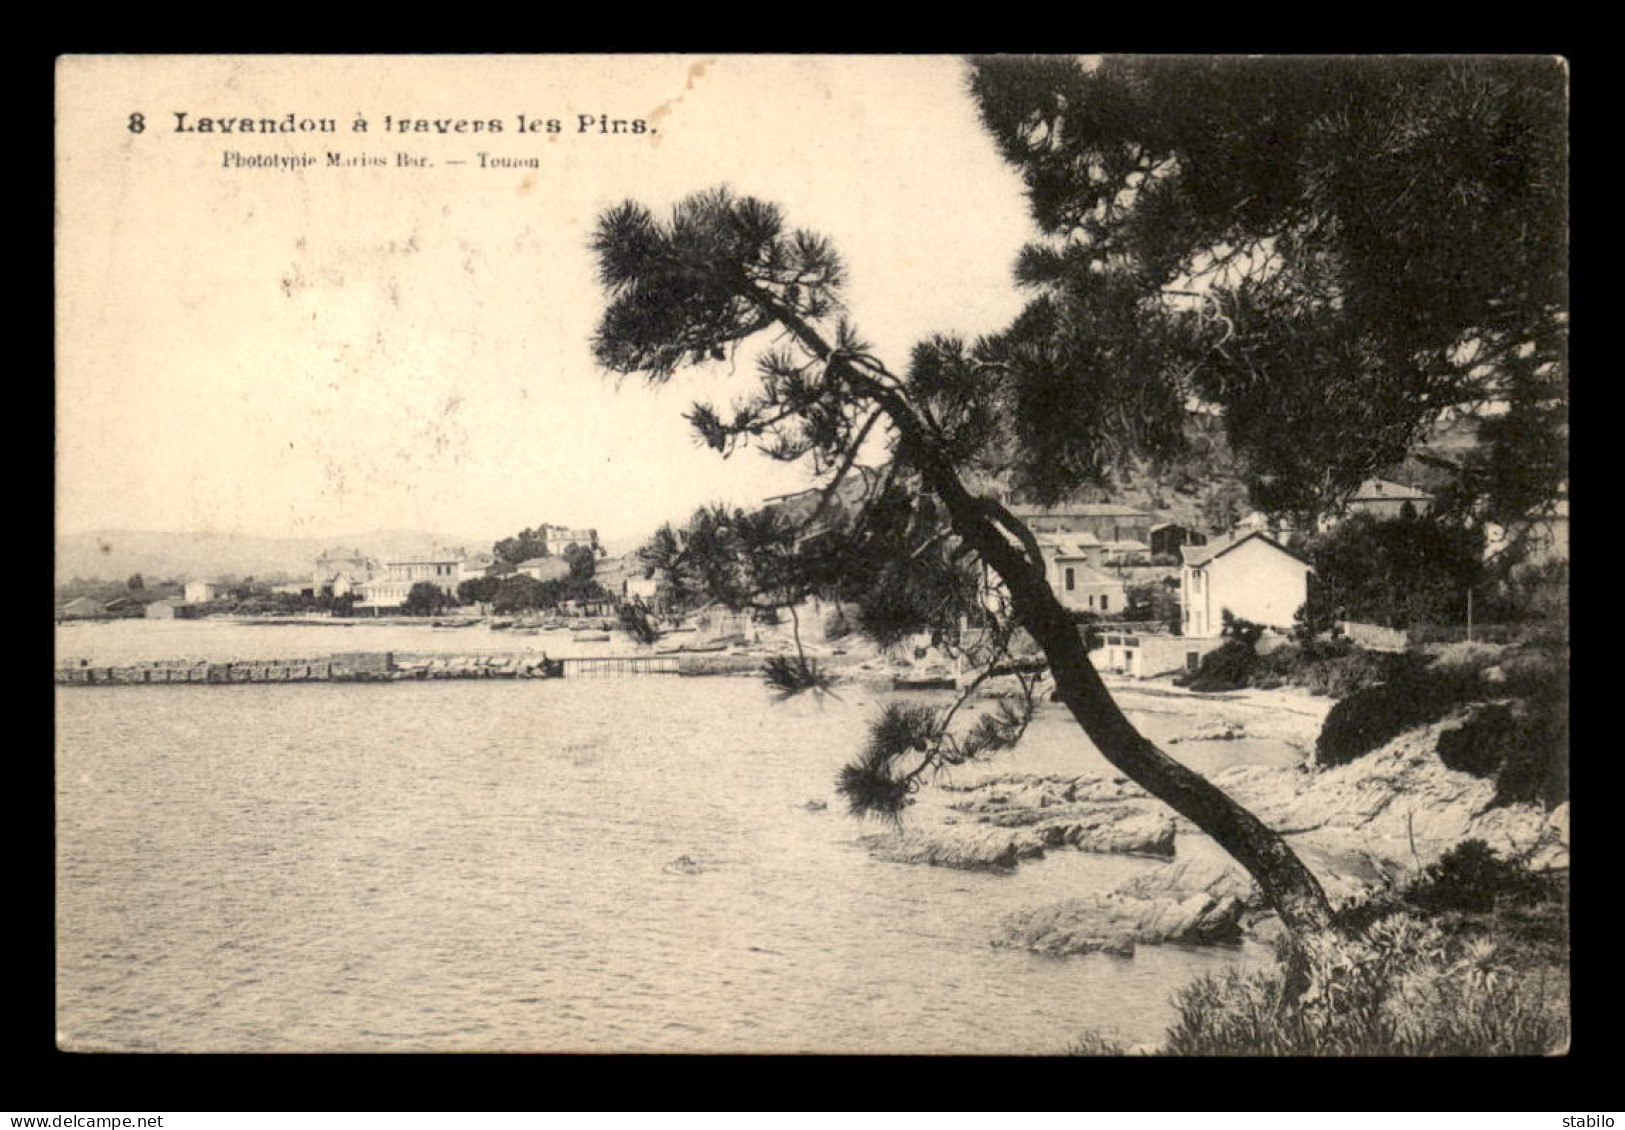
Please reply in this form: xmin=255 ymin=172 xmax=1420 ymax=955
xmin=921 ymin=451 xmax=1335 ymax=936
xmin=747 ymin=294 xmax=1337 ymax=936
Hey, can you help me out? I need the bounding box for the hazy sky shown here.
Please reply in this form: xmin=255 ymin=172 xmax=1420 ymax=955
xmin=57 ymin=55 xmax=1039 ymax=549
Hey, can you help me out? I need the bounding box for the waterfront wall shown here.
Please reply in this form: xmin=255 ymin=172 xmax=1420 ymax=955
xmin=56 ymin=651 xmax=402 ymax=685
xmin=55 ymin=649 xmax=767 ymax=684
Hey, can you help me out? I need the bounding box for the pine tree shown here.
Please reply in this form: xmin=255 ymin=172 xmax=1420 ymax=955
xmin=966 ymin=55 xmax=1567 ymax=530
xmin=591 ymin=187 xmax=1335 ymax=936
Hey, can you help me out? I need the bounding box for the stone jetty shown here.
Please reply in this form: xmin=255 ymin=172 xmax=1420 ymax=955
xmin=53 ymin=650 xmax=728 ymax=685
xmin=54 ymin=651 xmax=564 ymax=685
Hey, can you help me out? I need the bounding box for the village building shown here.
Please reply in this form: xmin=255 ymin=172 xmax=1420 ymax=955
xmin=457 ymin=550 xmax=498 ymax=583
xmin=623 ymin=573 xmax=662 ymax=602
xmin=1341 ymin=478 xmax=1435 ymax=521
xmin=1099 ymin=630 xmax=1227 ymax=680
xmin=1149 ymin=522 xmax=1208 ymax=558
xmin=515 ymin=556 xmax=571 ymax=583
xmin=532 ymin=525 xmax=605 ymax=558
xmin=1008 ymin=501 xmax=1155 ymax=545
xmin=1234 ymin=510 xmax=1303 ymax=541
xmin=1038 ymin=540 xmax=1126 ymax=614
xmin=59 ymin=596 xmax=107 ymax=620
xmin=1099 ymin=538 xmax=1151 ymax=567
xmin=183 ymin=580 xmax=228 ymax=604
xmin=143 ymin=598 xmax=193 ymax=619
xmin=313 ymin=548 xmax=376 ymax=598
xmin=1180 ymin=530 xmax=1313 ymax=638
xmin=357 ymin=552 xmax=464 ymax=608
xmin=103 ymin=596 xmax=143 ymax=618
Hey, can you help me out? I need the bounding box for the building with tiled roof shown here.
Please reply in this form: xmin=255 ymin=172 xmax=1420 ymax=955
xmin=1342 ymin=478 xmax=1434 ymax=520
xmin=1181 ymin=530 xmax=1312 ymax=637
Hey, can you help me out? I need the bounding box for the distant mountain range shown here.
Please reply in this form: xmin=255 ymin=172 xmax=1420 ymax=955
xmin=55 ymin=529 xmax=504 ymax=585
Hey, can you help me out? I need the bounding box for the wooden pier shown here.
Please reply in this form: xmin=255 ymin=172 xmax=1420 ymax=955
xmin=558 ymin=655 xmax=680 ymax=677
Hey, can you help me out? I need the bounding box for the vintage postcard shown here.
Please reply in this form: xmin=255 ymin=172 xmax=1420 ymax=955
xmin=55 ymin=55 xmax=1568 ymax=1056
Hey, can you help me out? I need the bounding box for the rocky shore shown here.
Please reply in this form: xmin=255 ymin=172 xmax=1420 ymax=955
xmin=851 ymin=683 xmax=1569 ymax=958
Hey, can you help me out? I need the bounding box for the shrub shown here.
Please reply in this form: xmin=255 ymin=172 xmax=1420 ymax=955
xmin=1425 ymin=640 xmax=1506 ymax=675
xmin=1250 ymin=641 xmax=1303 ymax=681
xmin=1301 ymin=649 xmax=1410 ymax=698
xmin=1496 ymin=642 xmax=1569 ymax=696
xmin=1486 ymin=682 xmax=1568 ymax=809
xmin=1062 ymin=1031 xmax=1132 ymax=1056
xmin=1157 ymin=915 xmax=1568 ymax=1056
xmin=1174 ymin=639 xmax=1256 ymax=692
xmin=1334 ymin=840 xmax=1569 ymax=962
xmin=1403 ymin=839 xmax=1562 ymax=915
xmin=1431 ymin=643 xmax=1567 ymax=807
xmin=1314 ymin=658 xmax=1457 ymax=766
xmin=1221 ymin=611 xmax=1265 ymax=646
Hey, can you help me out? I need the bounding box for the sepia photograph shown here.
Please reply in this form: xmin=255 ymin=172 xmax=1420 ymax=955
xmin=54 ymin=54 xmax=1569 ymax=1056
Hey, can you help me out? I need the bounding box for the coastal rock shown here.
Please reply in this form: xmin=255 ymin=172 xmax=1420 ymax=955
xmin=1168 ymin=719 xmax=1247 ymax=744
xmin=1207 ymin=714 xmax=1569 ymax=874
xmin=1113 ymin=841 xmax=1374 ymax=909
xmin=1114 ymin=854 xmax=1261 ymax=907
xmin=995 ymin=891 xmax=1246 ymax=957
xmin=860 ymin=826 xmax=1043 ymax=871
xmin=939 ymin=775 xmax=1175 ymax=858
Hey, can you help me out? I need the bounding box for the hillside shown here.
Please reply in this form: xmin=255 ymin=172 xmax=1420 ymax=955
xmin=55 ymin=528 xmax=501 ymax=585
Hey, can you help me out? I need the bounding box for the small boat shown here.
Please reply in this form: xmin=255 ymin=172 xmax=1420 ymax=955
xmin=679 ymin=641 xmax=729 ymax=653
xmin=572 ymin=633 xmax=612 ymax=643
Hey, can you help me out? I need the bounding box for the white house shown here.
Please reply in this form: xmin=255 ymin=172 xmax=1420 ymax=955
xmin=183 ymin=580 xmax=227 ymax=603
xmin=532 ymin=525 xmax=604 ymax=558
xmin=1041 ymin=541 xmax=1127 ymax=615
xmin=1180 ymin=530 xmax=1312 ymax=638
xmin=358 ymin=552 xmax=464 ymax=608
xmin=624 ymin=573 xmax=661 ymax=601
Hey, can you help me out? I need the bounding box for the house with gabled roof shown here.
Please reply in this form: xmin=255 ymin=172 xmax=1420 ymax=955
xmin=1342 ymin=478 xmax=1434 ymax=521
xmin=1039 ymin=539 xmax=1127 ymax=615
xmin=1180 ymin=530 xmax=1313 ymax=638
